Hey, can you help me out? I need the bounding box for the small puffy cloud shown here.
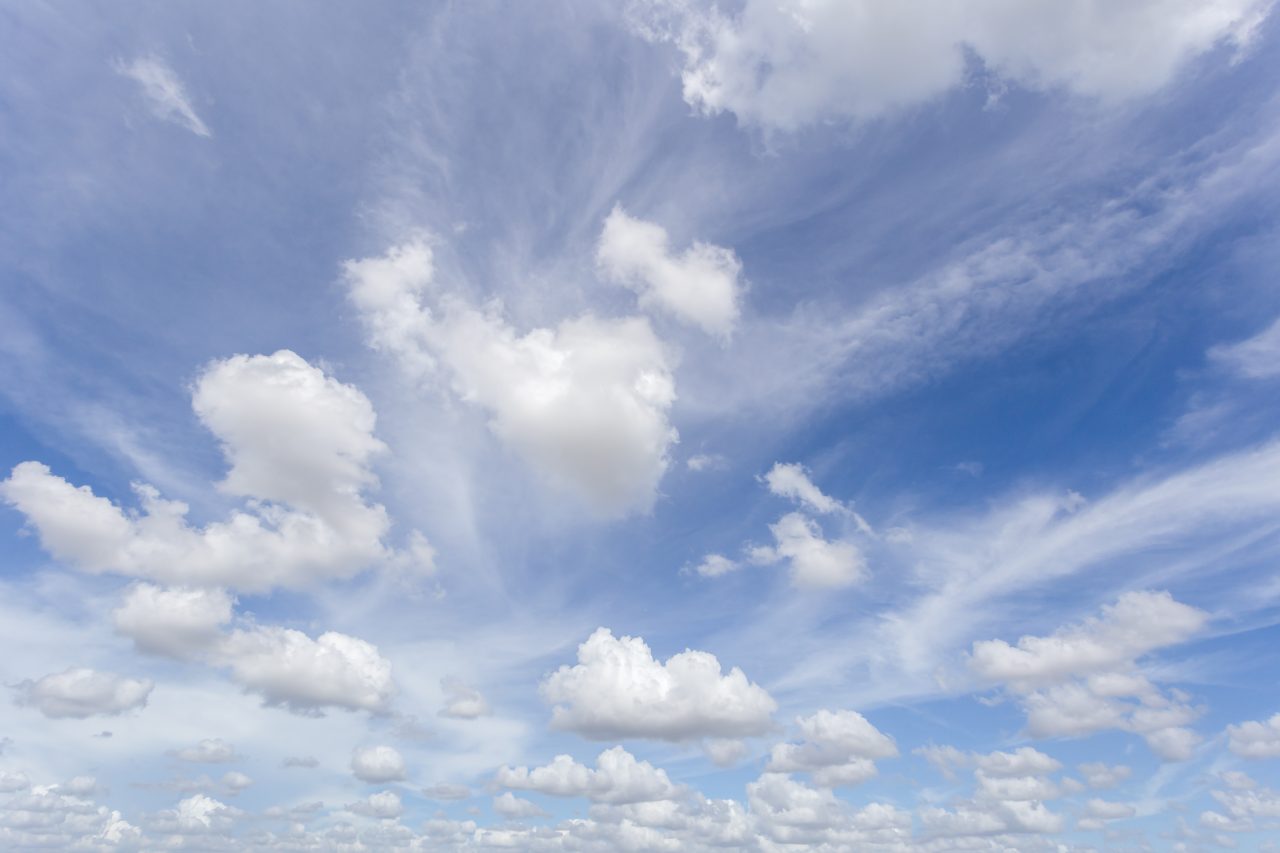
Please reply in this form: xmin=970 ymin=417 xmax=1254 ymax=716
xmin=348 ymin=791 xmax=403 ymax=820
xmin=439 ymin=678 xmax=491 ymax=719
xmin=113 ymin=584 xmax=233 ymax=659
xmin=15 ymin=667 xmax=153 ymax=719
xmin=496 ymin=746 xmax=680 ymax=804
xmin=702 ymin=739 xmax=748 ymax=767
xmin=767 ymin=709 xmax=898 ymax=788
xmin=596 ymin=205 xmax=743 ymax=338
xmin=1227 ymin=713 xmax=1280 ymax=758
xmin=686 ymin=453 xmax=726 ymax=472
xmin=0 ymin=771 xmax=30 ymax=793
xmin=1078 ymin=762 xmax=1132 ymax=789
xmin=345 ymin=241 xmax=680 ymax=517
xmin=692 ymin=553 xmax=739 ymax=578
xmin=171 ymin=738 xmax=237 ymax=764
xmin=763 ymin=463 xmax=843 ymax=515
xmin=169 ymin=793 xmax=236 ymax=833
xmin=541 ymin=627 xmax=776 ymax=741
xmin=1077 ymin=797 xmax=1137 ymax=831
xmin=1209 ymin=316 xmax=1280 ymax=379
xmin=114 ymin=55 xmax=210 ymax=137
xmin=351 ymin=746 xmax=407 ymax=783
xmin=1 ymin=351 xmax=397 ymax=592
xmin=749 ymin=512 xmax=866 ymax=588
xmin=632 ymin=0 xmax=1272 ymax=130
xmin=213 ymin=626 xmax=394 ymax=714
xmin=917 ymin=745 xmax=1061 ymax=780
xmin=492 ymin=792 xmax=548 ymax=819
xmin=970 ymin=591 xmax=1207 ymax=760
xmin=221 ymin=771 xmax=252 ymax=793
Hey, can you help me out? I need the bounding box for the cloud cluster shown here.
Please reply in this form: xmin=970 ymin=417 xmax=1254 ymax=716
xmin=632 ymin=0 xmax=1272 ymax=130
xmin=970 ymin=590 xmax=1208 ymax=759
xmin=496 ymin=746 xmax=680 ymax=804
xmin=766 ymin=709 xmax=898 ymax=787
xmin=541 ymin=627 xmax=776 ymax=740
xmin=2 ymin=351 xmax=400 ymax=592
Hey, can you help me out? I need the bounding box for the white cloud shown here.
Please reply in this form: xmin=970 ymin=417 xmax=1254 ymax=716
xmin=171 ymin=738 xmax=237 ymax=764
xmin=14 ymin=667 xmax=153 ymax=719
xmin=1227 ymin=713 xmax=1280 ymax=758
xmin=0 ymin=772 xmax=29 ymax=793
xmin=220 ymin=771 xmax=252 ymax=793
xmin=762 ymin=462 xmax=844 ymax=515
xmin=351 ymin=745 xmax=407 ymax=783
xmin=632 ymin=0 xmax=1272 ymax=130
xmin=1078 ymin=762 xmax=1132 ymax=789
xmin=749 ymin=512 xmax=866 ymax=588
xmin=496 ymin=746 xmax=680 ymax=804
xmin=918 ymin=745 xmax=1062 ymax=780
xmin=970 ymin=591 xmax=1207 ymax=760
xmin=213 ymin=626 xmax=394 ymax=714
xmin=686 ymin=453 xmax=726 ymax=472
xmin=702 ymin=738 xmax=748 ymax=767
xmin=439 ymin=677 xmax=492 ymax=719
xmin=113 ymin=584 xmax=233 ymax=659
xmin=114 ymin=55 xmax=211 ymax=137
xmin=1210 ymin=316 xmax=1280 ymax=378
xmin=766 ymin=709 xmax=898 ymax=788
xmin=1 ymin=351 xmax=398 ymax=592
xmin=596 ymin=205 xmax=743 ymax=338
xmin=692 ymin=553 xmax=739 ymax=578
xmin=345 ymin=241 xmax=680 ymax=517
xmin=492 ymin=792 xmax=547 ymax=819
xmin=541 ymin=627 xmax=776 ymax=741
xmin=348 ymin=790 xmax=403 ymax=819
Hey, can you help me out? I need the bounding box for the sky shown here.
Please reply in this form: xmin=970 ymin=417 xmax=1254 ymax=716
xmin=2 ymin=1 xmax=1280 ymax=850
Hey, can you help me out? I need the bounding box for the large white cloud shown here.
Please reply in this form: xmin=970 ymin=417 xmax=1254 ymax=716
xmin=345 ymin=240 xmax=679 ymax=517
xmin=496 ymin=746 xmax=680 ymax=804
xmin=766 ymin=709 xmax=898 ymax=788
xmin=970 ymin=591 xmax=1208 ymax=760
xmin=541 ymin=627 xmax=776 ymax=740
xmin=113 ymin=583 xmax=234 ymax=659
xmin=14 ymin=668 xmax=153 ymax=719
xmin=632 ymin=0 xmax=1272 ymax=130
xmin=213 ymin=626 xmax=394 ymax=714
xmin=1 ymin=351 xmax=401 ymax=592
xmin=596 ymin=205 xmax=743 ymax=338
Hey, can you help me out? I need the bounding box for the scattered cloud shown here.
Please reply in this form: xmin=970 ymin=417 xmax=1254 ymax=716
xmin=114 ymin=55 xmax=211 ymax=137
xmin=14 ymin=668 xmax=153 ymax=719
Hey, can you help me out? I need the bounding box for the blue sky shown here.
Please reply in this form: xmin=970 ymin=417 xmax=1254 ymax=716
xmin=2 ymin=1 xmax=1280 ymax=849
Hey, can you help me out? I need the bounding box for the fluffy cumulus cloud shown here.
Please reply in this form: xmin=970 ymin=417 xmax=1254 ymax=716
xmin=438 ymin=677 xmax=491 ymax=719
xmin=114 ymin=54 xmax=211 ymax=136
xmin=213 ymin=626 xmax=394 ymax=713
xmin=970 ymin=591 xmax=1209 ymax=759
xmin=631 ymin=0 xmax=1273 ymax=130
xmin=1 ymin=351 xmax=400 ymax=592
xmin=345 ymin=241 xmax=679 ymax=517
xmin=351 ymin=746 xmax=407 ymax=783
xmin=113 ymin=583 xmax=234 ymax=659
xmin=1227 ymin=712 xmax=1280 ymax=758
xmin=492 ymin=792 xmax=547 ymax=819
xmin=347 ymin=790 xmax=404 ymax=820
xmin=767 ymin=709 xmax=898 ymax=788
xmin=596 ymin=205 xmax=743 ymax=338
xmin=748 ymin=512 xmax=866 ymax=588
xmin=762 ymin=462 xmax=845 ymax=516
xmin=918 ymin=745 xmax=1063 ymax=780
xmin=540 ymin=627 xmax=776 ymax=740
xmin=14 ymin=668 xmax=153 ymax=719
xmin=496 ymin=746 xmax=680 ymax=804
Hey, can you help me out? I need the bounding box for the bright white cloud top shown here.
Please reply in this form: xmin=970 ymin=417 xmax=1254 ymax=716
xmin=2 ymin=1 xmax=1280 ymax=849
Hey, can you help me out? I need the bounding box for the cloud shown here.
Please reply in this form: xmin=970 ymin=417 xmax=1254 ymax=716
xmin=113 ymin=584 xmax=234 ymax=659
xmin=631 ymin=0 xmax=1272 ymax=130
xmin=1227 ymin=712 xmax=1280 ymax=758
xmin=1077 ymin=762 xmax=1131 ymax=789
xmin=422 ymin=783 xmax=471 ymax=801
xmin=917 ymin=745 xmax=1062 ymax=780
xmin=345 ymin=241 xmax=679 ymax=517
xmin=496 ymin=746 xmax=680 ymax=804
xmin=1 ymin=351 xmax=399 ymax=592
xmin=748 ymin=512 xmax=866 ymax=588
xmin=541 ymin=627 xmax=776 ymax=741
xmin=0 ymin=771 xmax=30 ymax=793
xmin=596 ymin=205 xmax=743 ymax=338
xmin=492 ymin=792 xmax=548 ymax=819
xmin=351 ymin=745 xmax=408 ymax=783
xmin=762 ymin=463 xmax=844 ymax=515
xmin=970 ymin=591 xmax=1208 ymax=759
xmin=282 ymin=756 xmax=319 ymax=769
xmin=171 ymin=738 xmax=238 ymax=764
xmin=1209 ymin=315 xmax=1280 ymax=379
xmin=213 ymin=626 xmax=394 ymax=714
xmin=438 ymin=678 xmax=491 ymax=719
xmin=347 ymin=791 xmax=403 ymax=819
xmin=114 ymin=55 xmax=211 ymax=137
xmin=221 ymin=771 xmax=252 ymax=793
xmin=14 ymin=668 xmax=153 ymax=719
xmin=691 ymin=553 xmax=739 ymax=578
xmin=767 ymin=709 xmax=898 ymax=788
